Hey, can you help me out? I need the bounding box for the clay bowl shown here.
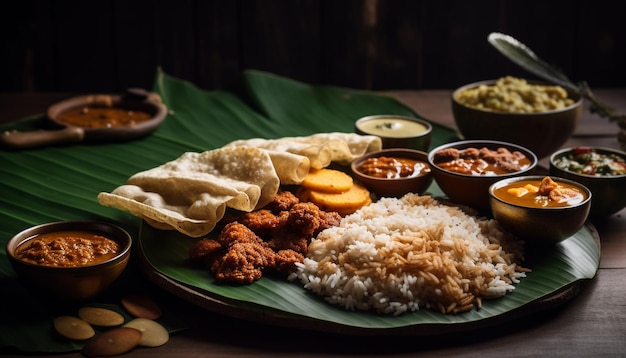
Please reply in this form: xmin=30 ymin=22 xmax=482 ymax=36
xmin=0 ymin=88 xmax=168 ymax=149
xmin=351 ymin=148 xmax=433 ymax=198
xmin=427 ymin=140 xmax=538 ymax=211
xmin=550 ymin=146 xmax=626 ymax=217
xmin=5 ymin=220 xmax=132 ymax=301
xmin=451 ymin=78 xmax=582 ymax=159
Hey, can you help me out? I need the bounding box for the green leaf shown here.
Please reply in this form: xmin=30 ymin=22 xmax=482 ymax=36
xmin=138 ymin=220 xmax=599 ymax=333
xmin=0 ymin=69 xmax=599 ymax=351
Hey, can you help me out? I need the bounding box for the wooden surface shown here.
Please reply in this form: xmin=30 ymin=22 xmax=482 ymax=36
xmin=3 ymin=0 xmax=626 ymax=93
xmin=1 ymin=89 xmax=625 ymax=357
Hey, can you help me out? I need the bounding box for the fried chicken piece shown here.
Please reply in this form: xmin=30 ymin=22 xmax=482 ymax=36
xmin=318 ymin=210 xmax=342 ymax=232
xmin=273 ymin=249 xmax=304 ymax=276
xmin=189 ymin=192 xmax=342 ymax=285
xmin=285 ymin=202 xmax=342 ymax=236
xmin=211 ymin=241 xmax=275 ymax=284
xmin=267 ymin=231 xmax=309 ymax=254
xmin=216 ymin=222 xmax=261 ymax=247
xmin=235 ymin=209 xmax=289 ymax=239
xmin=188 ymin=238 xmax=224 ymax=265
xmin=267 ymin=202 xmax=342 ymax=254
xmin=262 ymin=190 xmax=300 ymax=212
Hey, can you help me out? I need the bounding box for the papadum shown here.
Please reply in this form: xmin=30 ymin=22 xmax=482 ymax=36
xmin=98 ymin=147 xmax=280 ymax=237
xmin=98 ymin=133 xmax=382 ymax=237
xmin=225 ymin=132 xmax=382 ymax=169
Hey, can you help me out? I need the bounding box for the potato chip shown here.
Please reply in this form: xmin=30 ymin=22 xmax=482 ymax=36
xmin=53 ymin=316 xmax=95 ymax=340
xmin=82 ymin=327 xmax=141 ymax=357
xmin=124 ymin=318 xmax=169 ymax=347
xmin=78 ymin=307 xmax=124 ymax=327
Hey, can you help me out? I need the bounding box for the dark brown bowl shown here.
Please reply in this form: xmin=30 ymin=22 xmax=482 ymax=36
xmin=47 ymin=88 xmax=168 ymax=142
xmin=550 ymin=146 xmax=626 ymax=217
xmin=5 ymin=220 xmax=132 ymax=301
xmin=452 ymin=79 xmax=582 ymax=159
xmin=489 ymin=175 xmax=591 ymax=245
xmin=427 ymin=140 xmax=538 ymax=211
xmin=351 ymin=148 xmax=433 ymax=198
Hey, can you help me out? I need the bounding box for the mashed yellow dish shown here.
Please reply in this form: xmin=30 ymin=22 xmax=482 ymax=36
xmin=456 ymin=76 xmax=574 ymax=113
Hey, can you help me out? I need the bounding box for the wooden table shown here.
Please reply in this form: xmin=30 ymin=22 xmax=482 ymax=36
xmin=1 ymin=90 xmax=625 ymax=357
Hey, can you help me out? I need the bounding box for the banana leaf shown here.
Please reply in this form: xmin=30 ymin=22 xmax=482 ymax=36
xmin=0 ymin=69 xmax=599 ymax=352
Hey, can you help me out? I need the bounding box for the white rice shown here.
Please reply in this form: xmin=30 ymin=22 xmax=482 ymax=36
xmin=290 ymin=193 xmax=528 ymax=315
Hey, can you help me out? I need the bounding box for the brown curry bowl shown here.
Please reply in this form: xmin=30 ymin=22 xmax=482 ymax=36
xmin=5 ymin=220 xmax=132 ymax=302
xmin=351 ymin=148 xmax=433 ymax=198
xmin=427 ymin=140 xmax=538 ymax=211
xmin=47 ymin=88 xmax=168 ymax=142
xmin=452 ymin=79 xmax=582 ymax=159
xmin=489 ymin=176 xmax=591 ymax=245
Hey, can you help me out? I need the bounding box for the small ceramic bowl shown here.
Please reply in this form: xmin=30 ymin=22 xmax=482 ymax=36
xmin=355 ymin=115 xmax=432 ymax=151
xmin=5 ymin=220 xmax=132 ymax=301
xmin=451 ymin=78 xmax=582 ymax=159
xmin=428 ymin=140 xmax=538 ymax=210
xmin=549 ymin=146 xmax=626 ymax=217
xmin=489 ymin=175 xmax=592 ymax=245
xmin=351 ymin=148 xmax=433 ymax=198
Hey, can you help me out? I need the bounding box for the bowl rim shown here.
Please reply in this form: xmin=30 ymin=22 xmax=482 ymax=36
xmin=6 ymin=220 xmax=132 ymax=270
xmin=451 ymin=78 xmax=583 ymax=115
xmin=488 ymin=175 xmax=592 ymax=210
xmin=354 ymin=114 xmax=433 ymax=139
xmin=351 ymin=148 xmax=432 ymax=182
xmin=549 ymin=146 xmax=626 ymax=179
xmin=427 ymin=139 xmax=538 ymax=178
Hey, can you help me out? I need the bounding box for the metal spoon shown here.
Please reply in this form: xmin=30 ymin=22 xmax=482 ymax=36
xmin=488 ymin=32 xmax=626 ymax=126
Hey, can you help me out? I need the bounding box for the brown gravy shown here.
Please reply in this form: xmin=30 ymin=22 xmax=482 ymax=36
xmin=15 ymin=230 xmax=120 ymax=267
xmin=357 ymin=156 xmax=430 ymax=179
xmin=56 ymin=106 xmax=151 ymax=128
xmin=433 ymin=147 xmax=531 ymax=175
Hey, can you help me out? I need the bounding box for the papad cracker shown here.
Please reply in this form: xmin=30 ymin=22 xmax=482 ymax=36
xmin=225 ymin=132 xmax=382 ymax=169
xmin=98 ymin=147 xmax=280 ymax=237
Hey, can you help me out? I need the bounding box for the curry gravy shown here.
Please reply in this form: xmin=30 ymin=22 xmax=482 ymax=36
xmin=56 ymin=106 xmax=151 ymax=128
xmin=15 ymin=230 xmax=120 ymax=267
xmin=357 ymin=156 xmax=430 ymax=179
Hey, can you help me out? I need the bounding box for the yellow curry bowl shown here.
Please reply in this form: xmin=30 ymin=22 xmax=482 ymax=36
xmin=489 ymin=175 xmax=592 ymax=246
xmin=451 ymin=76 xmax=582 ymax=159
xmin=5 ymin=220 xmax=132 ymax=302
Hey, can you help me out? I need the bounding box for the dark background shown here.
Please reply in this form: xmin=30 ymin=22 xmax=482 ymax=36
xmin=2 ymin=0 xmax=625 ymax=93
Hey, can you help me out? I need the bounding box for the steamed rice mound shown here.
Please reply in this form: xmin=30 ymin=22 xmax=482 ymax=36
xmin=291 ymin=194 xmax=528 ymax=315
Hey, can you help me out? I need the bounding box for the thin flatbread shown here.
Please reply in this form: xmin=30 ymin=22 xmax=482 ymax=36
xmin=98 ymin=147 xmax=280 ymax=237
xmin=225 ymin=132 xmax=382 ymax=169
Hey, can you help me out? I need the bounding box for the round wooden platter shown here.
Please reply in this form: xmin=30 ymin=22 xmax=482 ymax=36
xmin=136 ymin=221 xmax=600 ymax=336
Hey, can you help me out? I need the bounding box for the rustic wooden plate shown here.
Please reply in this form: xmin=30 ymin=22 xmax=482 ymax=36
xmin=137 ymin=215 xmax=600 ymax=336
